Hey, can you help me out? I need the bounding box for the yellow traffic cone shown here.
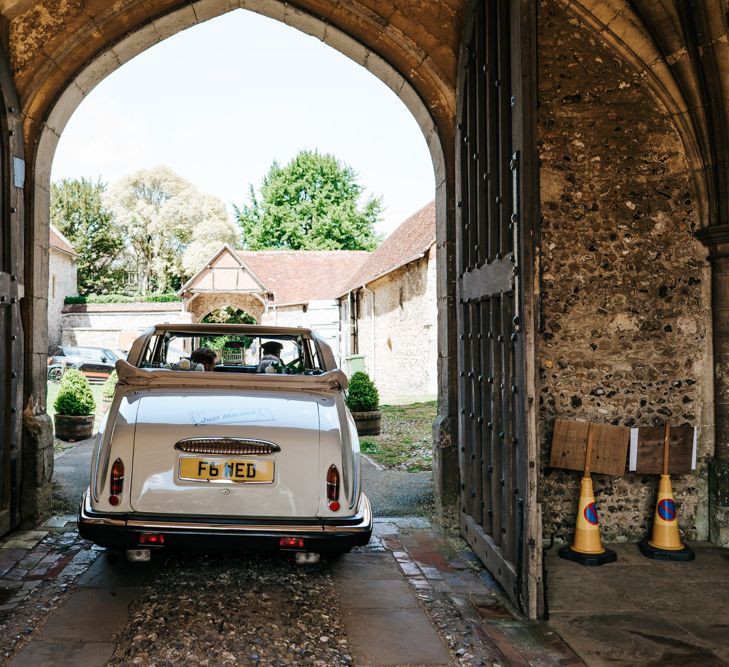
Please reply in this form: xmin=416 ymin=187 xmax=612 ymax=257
xmin=559 ymin=424 xmax=616 ymax=565
xmin=639 ymin=474 xmax=694 ymax=561
xmin=559 ymin=476 xmax=617 ymax=565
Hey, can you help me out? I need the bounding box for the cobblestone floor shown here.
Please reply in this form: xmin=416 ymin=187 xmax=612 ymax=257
xmin=0 ymin=516 xmax=100 ymax=662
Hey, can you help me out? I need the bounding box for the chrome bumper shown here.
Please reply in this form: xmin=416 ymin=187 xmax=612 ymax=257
xmin=78 ymin=490 xmax=372 ymax=538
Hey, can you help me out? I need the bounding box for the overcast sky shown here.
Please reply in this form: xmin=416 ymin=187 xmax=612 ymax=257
xmin=51 ymin=9 xmax=435 ymax=238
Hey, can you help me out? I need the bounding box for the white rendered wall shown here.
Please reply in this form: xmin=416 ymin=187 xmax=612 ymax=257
xmin=261 ymin=300 xmax=342 ymax=364
xmin=47 ymin=248 xmax=77 ymax=350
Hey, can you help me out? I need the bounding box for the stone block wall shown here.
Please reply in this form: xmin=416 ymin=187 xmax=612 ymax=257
xmin=537 ymin=1 xmax=712 ymax=542
xmin=61 ymin=303 xmax=193 ymax=350
xmin=354 ymin=253 xmax=437 ymax=404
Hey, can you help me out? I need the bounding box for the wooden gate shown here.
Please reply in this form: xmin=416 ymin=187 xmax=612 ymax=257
xmin=455 ymin=0 xmax=541 ymax=617
xmin=0 ymin=44 xmax=25 ymax=537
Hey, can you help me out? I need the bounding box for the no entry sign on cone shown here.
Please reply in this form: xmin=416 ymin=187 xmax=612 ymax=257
xmin=637 ymin=424 xmax=695 ymax=561
xmin=555 ymin=423 xmax=620 ymax=566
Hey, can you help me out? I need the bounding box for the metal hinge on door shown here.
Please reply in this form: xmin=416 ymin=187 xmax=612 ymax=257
xmin=510 ymin=151 xmax=520 ymax=331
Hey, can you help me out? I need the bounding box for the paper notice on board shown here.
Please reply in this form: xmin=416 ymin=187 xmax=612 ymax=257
xmin=629 ymin=428 xmax=639 ymax=472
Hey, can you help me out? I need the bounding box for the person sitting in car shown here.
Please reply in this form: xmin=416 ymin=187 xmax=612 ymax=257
xmin=190 ymin=347 xmax=217 ymax=372
xmin=257 ymin=341 xmax=284 ymax=373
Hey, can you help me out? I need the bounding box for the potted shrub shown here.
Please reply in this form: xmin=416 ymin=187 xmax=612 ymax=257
xmin=101 ymin=370 xmax=117 ymax=412
xmin=54 ymin=368 xmax=96 ymax=441
xmin=347 ymin=371 xmax=381 ymax=435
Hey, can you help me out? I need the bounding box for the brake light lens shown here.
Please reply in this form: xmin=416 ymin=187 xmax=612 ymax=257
xmin=327 ymin=465 xmax=340 ymax=511
xmin=110 ymin=458 xmax=124 ymax=499
xmin=279 ymin=537 xmax=305 ymax=549
xmin=139 ymin=533 xmax=165 ymax=545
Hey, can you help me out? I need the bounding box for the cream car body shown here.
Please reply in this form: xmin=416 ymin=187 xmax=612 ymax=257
xmin=78 ymin=324 xmax=372 ymax=556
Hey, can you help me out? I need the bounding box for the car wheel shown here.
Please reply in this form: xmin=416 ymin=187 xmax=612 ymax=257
xmin=105 ymin=548 xmax=123 ymax=564
xmin=48 ymin=367 xmax=64 ymax=383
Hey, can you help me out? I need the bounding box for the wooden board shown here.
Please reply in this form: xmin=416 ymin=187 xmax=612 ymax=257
xmin=630 ymin=426 xmax=696 ymax=474
xmin=590 ymin=423 xmax=631 ymax=476
xmin=550 ymin=419 xmax=629 ymax=476
xmin=549 ymin=419 xmax=589 ymax=471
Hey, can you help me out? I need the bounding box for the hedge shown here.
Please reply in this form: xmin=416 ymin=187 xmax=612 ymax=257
xmin=65 ymin=293 xmax=181 ymax=304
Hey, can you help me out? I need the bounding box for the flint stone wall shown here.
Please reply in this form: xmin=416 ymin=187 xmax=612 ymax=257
xmin=537 ymin=1 xmax=712 ymax=542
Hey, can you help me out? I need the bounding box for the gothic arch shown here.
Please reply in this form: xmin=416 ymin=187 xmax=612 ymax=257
xmin=14 ymin=0 xmax=461 ymax=528
xmin=559 ymin=0 xmax=729 ymax=233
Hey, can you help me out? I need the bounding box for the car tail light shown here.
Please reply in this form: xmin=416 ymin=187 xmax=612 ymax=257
xmin=139 ymin=533 xmax=165 ymax=545
xmin=327 ymin=465 xmax=340 ymax=511
xmin=109 ymin=458 xmax=124 ymax=503
xmin=279 ymin=537 xmax=305 ymax=550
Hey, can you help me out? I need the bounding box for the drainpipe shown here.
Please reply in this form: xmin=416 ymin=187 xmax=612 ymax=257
xmin=362 ymin=284 xmax=375 ymax=381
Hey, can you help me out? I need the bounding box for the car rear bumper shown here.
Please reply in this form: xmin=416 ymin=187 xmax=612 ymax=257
xmin=78 ymin=490 xmax=372 ymax=552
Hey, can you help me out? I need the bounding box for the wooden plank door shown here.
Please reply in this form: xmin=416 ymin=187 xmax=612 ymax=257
xmin=0 ymin=43 xmax=25 ymax=537
xmin=455 ymin=0 xmax=541 ymax=618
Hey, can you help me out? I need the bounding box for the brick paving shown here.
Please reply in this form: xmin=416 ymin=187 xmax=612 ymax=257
xmin=364 ymin=518 xmax=583 ymax=666
xmin=0 ymin=516 xmax=100 ymax=663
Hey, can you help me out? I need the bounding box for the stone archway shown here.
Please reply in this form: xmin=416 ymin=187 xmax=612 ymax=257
xmin=186 ymin=293 xmax=266 ymax=324
xmin=12 ymin=0 xmax=460 ymax=529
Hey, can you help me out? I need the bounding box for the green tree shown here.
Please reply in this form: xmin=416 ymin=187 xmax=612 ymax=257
xmin=50 ymin=178 xmax=126 ymax=294
xmin=200 ymin=308 xmax=256 ymax=350
xmin=104 ymin=166 xmax=236 ymax=294
xmin=234 ymin=150 xmax=382 ymax=251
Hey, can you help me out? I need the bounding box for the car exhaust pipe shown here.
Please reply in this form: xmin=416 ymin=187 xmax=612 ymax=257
xmin=126 ymin=548 xmax=151 ymax=562
xmin=295 ymin=552 xmax=320 ymax=565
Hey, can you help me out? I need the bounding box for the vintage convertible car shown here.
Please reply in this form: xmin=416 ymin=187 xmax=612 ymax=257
xmin=78 ymin=324 xmax=372 ymax=560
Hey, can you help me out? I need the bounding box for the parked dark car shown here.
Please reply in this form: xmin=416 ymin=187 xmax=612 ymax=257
xmin=47 ymin=346 xmax=122 ymax=383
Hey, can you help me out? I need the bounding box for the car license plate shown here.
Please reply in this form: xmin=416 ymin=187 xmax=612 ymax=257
xmin=179 ymin=458 xmax=274 ymax=483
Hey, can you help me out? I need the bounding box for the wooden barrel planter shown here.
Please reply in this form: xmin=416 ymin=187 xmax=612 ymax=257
xmin=54 ymin=414 xmax=94 ymax=442
xmin=351 ymin=410 xmax=382 ymax=436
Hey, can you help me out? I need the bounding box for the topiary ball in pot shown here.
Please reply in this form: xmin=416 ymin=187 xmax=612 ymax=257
xmin=54 ymin=368 xmax=96 ymax=441
xmin=347 ymin=371 xmax=381 ymax=435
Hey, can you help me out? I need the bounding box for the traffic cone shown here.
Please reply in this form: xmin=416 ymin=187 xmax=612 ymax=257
xmin=559 ymin=476 xmax=617 ymax=566
xmin=639 ymin=474 xmax=694 ymax=561
xmin=638 ymin=423 xmax=694 ymax=561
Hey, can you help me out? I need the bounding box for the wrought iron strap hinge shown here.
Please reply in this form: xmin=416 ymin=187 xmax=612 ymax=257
xmin=511 ymin=151 xmax=521 ymax=329
xmin=0 ymin=272 xmax=24 ymax=305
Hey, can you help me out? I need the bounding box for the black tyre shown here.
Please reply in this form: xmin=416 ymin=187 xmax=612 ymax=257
xmin=48 ymin=366 xmax=64 ymax=383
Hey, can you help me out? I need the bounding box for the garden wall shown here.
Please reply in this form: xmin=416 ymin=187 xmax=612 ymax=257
xmin=60 ymin=303 xmax=192 ymax=350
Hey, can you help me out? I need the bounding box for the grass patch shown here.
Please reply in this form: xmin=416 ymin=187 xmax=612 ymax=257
xmin=360 ymin=401 xmax=436 ymax=472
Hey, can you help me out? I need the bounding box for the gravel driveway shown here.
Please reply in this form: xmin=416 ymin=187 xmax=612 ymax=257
xmin=110 ymin=552 xmax=352 ymax=666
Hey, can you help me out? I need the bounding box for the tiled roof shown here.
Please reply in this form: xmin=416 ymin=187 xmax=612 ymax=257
xmin=237 ymin=250 xmax=371 ymax=306
xmin=339 ymin=201 xmax=435 ymax=295
xmin=49 ymin=225 xmax=77 ymax=256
